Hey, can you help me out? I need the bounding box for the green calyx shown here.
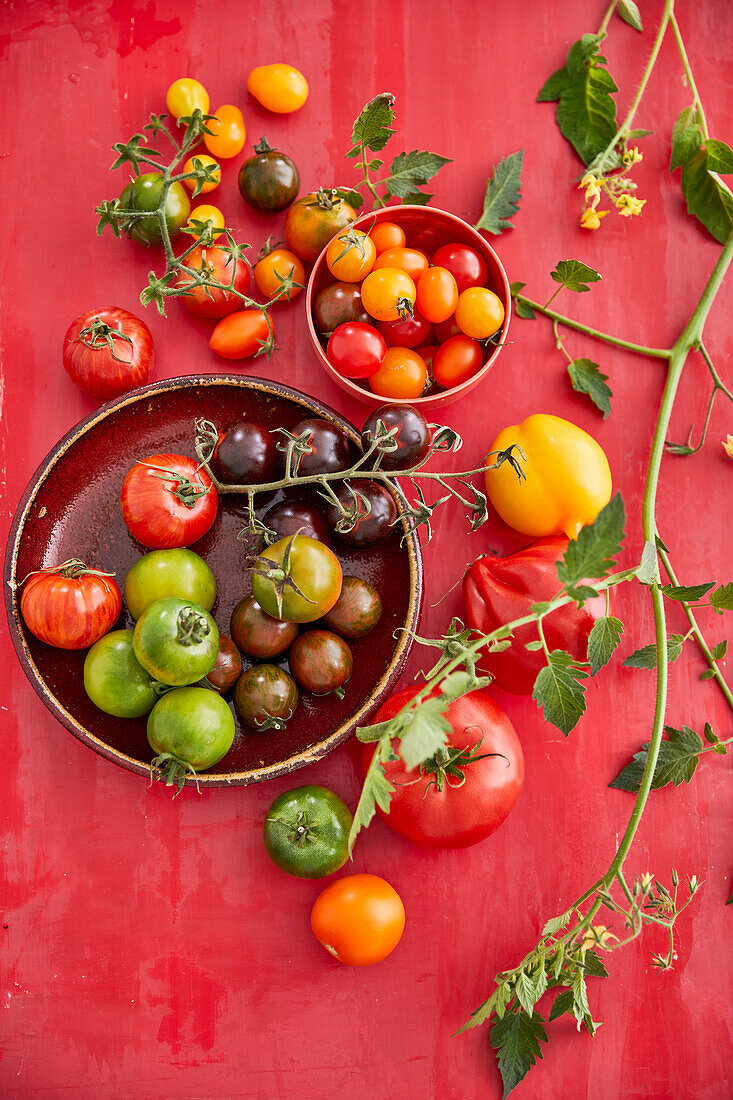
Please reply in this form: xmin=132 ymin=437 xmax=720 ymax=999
xmin=176 ymin=606 xmax=211 ymax=646
xmin=267 ymin=810 xmax=320 ymax=847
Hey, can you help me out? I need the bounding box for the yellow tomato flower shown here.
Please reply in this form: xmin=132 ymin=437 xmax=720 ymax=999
xmin=581 ymin=207 xmax=608 ymax=230
xmin=622 ymin=146 xmax=643 ymax=167
xmin=579 ymin=173 xmax=604 ymax=207
xmin=723 ymin=434 xmax=733 ymax=458
xmin=581 ymin=925 xmax=617 ymax=952
xmin=615 ymin=194 xmax=647 ymax=217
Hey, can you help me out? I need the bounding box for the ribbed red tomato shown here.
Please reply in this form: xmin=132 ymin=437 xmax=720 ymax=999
xmin=20 ymin=559 xmax=122 ymax=650
xmin=62 ymin=307 xmax=154 ymax=399
xmin=121 ymin=454 xmax=218 ymax=549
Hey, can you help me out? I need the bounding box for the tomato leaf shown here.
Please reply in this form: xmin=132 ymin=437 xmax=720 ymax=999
xmin=475 ymin=150 xmax=524 ymax=235
xmin=347 ymin=93 xmax=395 ymax=156
xmin=710 ymin=582 xmax=733 ymax=614
xmin=490 ymin=1008 xmax=548 ymax=1098
xmin=510 ymin=282 xmax=536 ymax=320
xmin=617 ymin=0 xmax=643 ymax=31
xmin=556 ymin=493 xmax=626 ymax=588
xmin=533 ymin=650 xmax=588 ymax=736
xmin=706 ymin=139 xmax=733 ymax=174
xmin=398 ymin=696 xmax=451 ymax=770
xmin=400 ymin=190 xmax=432 ymax=206
xmin=537 ymin=35 xmax=619 ymax=166
xmin=347 ymin=737 xmax=396 ymax=852
xmin=548 ymin=989 xmax=574 ymax=1022
xmin=542 ymin=912 xmax=571 ymax=937
xmin=551 ymin=259 xmax=602 ymax=293
xmin=670 ymin=106 xmax=704 ymax=172
xmin=567 ymin=357 xmax=612 ymax=418
xmin=638 ymin=540 xmax=660 ymax=585
xmin=609 ymin=725 xmax=704 ymax=792
xmin=587 ymin=616 xmax=624 ymax=675
xmin=660 ymin=582 xmax=715 ymax=602
xmin=623 ymin=633 xmax=685 ymax=669
xmin=710 ymin=640 xmax=727 ymax=661
xmin=681 ymin=148 xmax=733 ymax=244
xmin=385 ymin=150 xmax=452 ymax=200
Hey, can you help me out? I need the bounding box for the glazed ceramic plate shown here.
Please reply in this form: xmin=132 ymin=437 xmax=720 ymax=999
xmin=5 ymin=376 xmax=423 ymax=786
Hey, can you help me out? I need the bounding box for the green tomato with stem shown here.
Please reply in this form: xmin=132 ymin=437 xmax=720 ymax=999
xmin=263 ymin=785 xmax=353 ymax=878
xmin=133 ymin=597 xmax=219 ymax=685
xmin=147 ymin=686 xmax=235 ymax=791
xmin=119 ymin=172 xmax=191 ymax=247
xmin=83 ymin=629 xmax=159 ymax=717
xmin=124 ymin=548 xmax=216 ymax=620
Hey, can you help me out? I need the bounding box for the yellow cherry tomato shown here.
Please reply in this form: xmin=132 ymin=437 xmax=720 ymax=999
xmin=484 ymin=414 xmax=612 ymax=539
xmin=204 ymin=105 xmax=246 ymax=159
xmin=166 ymin=77 xmax=210 ymax=120
xmin=246 ymin=64 xmax=309 ymax=114
xmin=369 ymin=221 xmax=406 ymax=254
xmin=254 ymin=248 xmax=305 ymax=301
xmin=455 ymin=286 xmax=505 ymax=339
xmin=188 ymin=204 xmax=226 ymax=242
xmin=361 ymin=268 xmax=416 ymax=322
xmin=326 ymin=228 xmax=376 ymax=283
xmin=182 ymin=154 xmax=221 ymax=194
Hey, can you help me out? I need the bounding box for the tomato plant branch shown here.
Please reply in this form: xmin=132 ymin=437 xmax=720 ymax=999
xmin=512 ymin=292 xmax=670 ymax=358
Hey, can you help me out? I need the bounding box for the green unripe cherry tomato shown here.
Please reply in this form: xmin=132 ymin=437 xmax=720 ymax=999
xmin=147 ymin=686 xmax=235 ymax=772
xmin=83 ymin=629 xmax=158 ymax=717
xmin=133 ymin=597 xmax=219 ymax=686
xmin=124 ymin=548 xmax=216 ymax=620
xmin=119 ymin=172 xmax=191 ymax=247
xmin=263 ymin=785 xmax=353 ymax=878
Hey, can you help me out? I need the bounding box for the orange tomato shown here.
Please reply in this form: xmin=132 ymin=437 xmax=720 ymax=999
xmin=369 ymin=221 xmax=406 ymax=254
xmin=369 ymin=347 xmax=427 ymax=399
xmin=416 ymin=265 xmax=459 ymax=323
xmin=254 ymin=248 xmax=305 ymax=301
xmin=187 ymin=204 xmax=226 ymax=242
xmin=455 ymin=286 xmax=505 ymax=340
xmin=361 ymin=268 xmax=416 ymax=322
xmin=310 ymin=873 xmax=405 ymax=966
xmin=210 ymin=310 xmax=271 ymax=360
xmin=204 ymin=105 xmax=246 ymax=159
xmin=246 ymin=64 xmax=309 ymax=113
xmin=182 ymin=154 xmax=221 ymax=194
xmin=326 ymin=227 xmax=376 ymax=282
xmin=373 ymin=246 xmax=429 ymax=284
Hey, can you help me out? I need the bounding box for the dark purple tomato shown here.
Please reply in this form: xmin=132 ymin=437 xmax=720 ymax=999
xmin=361 ymin=403 xmax=432 ymax=471
xmin=376 ymin=309 xmax=432 ymax=349
xmin=234 ymin=664 xmax=299 ymax=729
xmin=262 ymin=498 xmax=331 ymax=545
xmin=323 ymin=479 xmax=398 ymax=548
xmin=230 ymin=595 xmax=298 ymax=658
xmin=210 ymin=420 xmax=279 ymax=485
xmin=322 ymin=576 xmax=383 ymax=639
xmin=283 ymin=418 xmax=352 ymax=478
xmin=206 ymin=635 xmax=243 ymax=693
xmin=327 ymin=322 xmax=386 ymax=380
xmin=431 ymin=243 xmax=488 ymax=293
xmin=288 ymin=630 xmax=353 ymax=695
xmin=237 ymin=138 xmax=300 ymax=213
xmin=313 ymin=283 xmax=370 ymax=336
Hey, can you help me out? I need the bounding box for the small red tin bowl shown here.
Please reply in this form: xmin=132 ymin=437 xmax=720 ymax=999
xmin=305 ymin=204 xmax=511 ymax=411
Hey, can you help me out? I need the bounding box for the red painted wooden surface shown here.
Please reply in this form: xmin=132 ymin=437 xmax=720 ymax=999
xmin=1 ymin=2 xmax=731 ymax=1097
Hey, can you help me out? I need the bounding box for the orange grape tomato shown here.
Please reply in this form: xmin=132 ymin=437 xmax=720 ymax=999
xmin=369 ymin=347 xmax=427 ymax=399
xmin=373 ymin=246 xmax=430 ymax=284
xmin=369 ymin=221 xmax=406 ymax=254
xmin=310 ymin=873 xmax=405 ymax=967
xmin=166 ymin=77 xmax=210 ymax=120
xmin=210 ymin=310 xmax=271 ymax=360
xmin=182 ymin=154 xmax=221 ymax=194
xmin=246 ymin=64 xmax=309 ymax=113
xmin=254 ymin=249 xmax=305 ymax=301
xmin=415 ymin=265 xmax=459 ymax=324
xmin=361 ymin=268 xmax=416 ymax=323
xmin=204 ymin=105 xmax=246 ymax=159
xmin=455 ymin=287 xmax=505 ymax=340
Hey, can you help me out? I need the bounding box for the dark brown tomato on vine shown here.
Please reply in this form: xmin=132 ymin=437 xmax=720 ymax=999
xmin=262 ymin=498 xmax=331 ymax=545
xmin=237 ymin=137 xmax=300 ymax=213
xmin=62 ymin=307 xmax=154 ymax=400
xmin=234 ymin=663 xmax=299 ymax=730
xmin=324 ymin=480 xmax=398 ymax=548
xmin=209 ymin=420 xmax=279 ymax=485
xmin=289 ymin=630 xmax=353 ymax=695
xmin=282 ymin=418 xmax=351 ymax=478
xmin=206 ymin=635 xmax=243 ymax=693
xmin=284 ymin=189 xmax=357 ymax=263
xmin=230 ymin=595 xmax=298 ymax=658
xmin=313 ymin=283 xmax=370 ymax=338
xmin=322 ymin=576 xmax=382 ymax=639
xmin=176 ymin=244 xmax=251 ymax=320
xmin=361 ymin=403 xmax=431 ymax=471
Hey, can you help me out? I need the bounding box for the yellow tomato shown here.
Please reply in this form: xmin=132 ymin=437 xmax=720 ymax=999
xmin=484 ymin=414 xmax=612 ymax=539
xmin=326 ymin=228 xmax=376 ymax=283
xmin=246 ymin=64 xmax=309 ymax=113
xmin=166 ymin=77 xmax=210 ymax=120
xmin=361 ymin=268 xmax=416 ymax=322
xmin=455 ymin=287 xmax=505 ymax=339
xmin=204 ymin=105 xmax=246 ymax=159
xmin=188 ymin=204 xmax=226 ymax=242
xmin=182 ymin=154 xmax=221 ymax=194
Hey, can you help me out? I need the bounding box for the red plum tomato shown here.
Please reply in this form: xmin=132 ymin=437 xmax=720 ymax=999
xmin=376 ymin=309 xmax=432 ymax=349
xmin=433 ymin=334 xmax=484 ymax=388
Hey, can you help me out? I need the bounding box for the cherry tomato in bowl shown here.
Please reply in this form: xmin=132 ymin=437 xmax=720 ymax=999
xmin=433 ymin=334 xmax=484 ymax=388
xmin=376 ymin=309 xmax=432 ymax=349
xmin=147 ymin=686 xmax=235 ymax=785
xmin=369 ymin=347 xmax=427 ymax=400
xmin=328 ymin=322 xmax=386 ymax=379
xmin=431 ymin=242 xmax=488 ymax=292
xmin=63 ymin=307 xmax=154 ymax=399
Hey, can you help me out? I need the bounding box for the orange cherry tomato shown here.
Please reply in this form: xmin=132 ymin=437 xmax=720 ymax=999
xmin=204 ymin=105 xmax=246 ymax=159
xmin=373 ymin=247 xmax=429 ymax=284
xmin=310 ymin=873 xmax=405 ymax=966
xmin=246 ymin=64 xmax=309 ymax=113
xmin=326 ymin=227 xmax=376 ymax=283
xmin=254 ymin=248 xmax=305 ymax=301
xmin=433 ymin=334 xmax=484 ymax=388
xmin=416 ymin=265 xmax=459 ymax=323
xmin=187 ymin=204 xmax=226 ymax=242
xmin=182 ymin=154 xmax=221 ymax=194
xmin=369 ymin=347 xmax=427 ymax=399
xmin=455 ymin=287 xmax=505 ymax=339
xmin=361 ymin=268 xmax=416 ymax=322
xmin=166 ymin=78 xmax=209 ymax=120
xmin=369 ymin=221 xmax=406 ymax=254
xmin=210 ymin=310 xmax=271 ymax=360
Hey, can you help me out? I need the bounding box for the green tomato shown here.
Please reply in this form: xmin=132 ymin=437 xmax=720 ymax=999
xmin=125 ymin=548 xmax=216 ymax=620
xmin=119 ymin=172 xmax=191 ymax=247
xmin=133 ymin=597 xmax=219 ymax=686
xmin=263 ymin=785 xmax=353 ymax=878
xmin=252 ymin=534 xmax=342 ymax=623
xmin=83 ymin=629 xmax=158 ymax=717
xmin=147 ymin=687 xmax=235 ymax=773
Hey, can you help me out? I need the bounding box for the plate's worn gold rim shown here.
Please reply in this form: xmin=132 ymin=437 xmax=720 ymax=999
xmin=5 ymin=375 xmax=424 ymax=787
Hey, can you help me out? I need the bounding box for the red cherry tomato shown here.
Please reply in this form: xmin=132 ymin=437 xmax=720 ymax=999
xmin=414 ymin=344 xmax=440 ymax=373
xmin=369 ymin=347 xmax=427 ymax=399
xmin=327 ymin=322 xmax=387 ymax=380
xmin=433 ymin=334 xmax=484 ymax=388
xmin=376 ymin=309 xmax=432 ymax=349
xmin=62 ymin=307 xmax=154 ymax=399
xmin=433 ymin=316 xmax=462 ymax=343
xmin=20 ymin=560 xmax=122 ymax=650
xmin=431 ymin=242 xmax=489 ymax=293
xmin=121 ymin=454 xmax=218 ymax=549
xmin=209 ymin=310 xmax=271 ymax=360
xmin=415 ymin=266 xmax=459 ymax=324
xmin=177 ymin=245 xmax=251 ymax=320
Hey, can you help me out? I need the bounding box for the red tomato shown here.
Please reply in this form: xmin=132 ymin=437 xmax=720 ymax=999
xmin=414 ymin=344 xmax=440 ymax=373
xmin=433 ymin=334 xmax=484 ymax=388
xmin=415 ymin=266 xmax=459 ymax=324
xmin=20 ymin=559 xmax=122 ymax=650
xmin=327 ymin=322 xmax=386 ymax=379
xmin=433 ymin=316 xmax=461 ymax=343
xmin=62 ymin=307 xmax=154 ymax=400
xmin=176 ymin=245 xmax=251 ymax=320
xmin=362 ymin=685 xmax=524 ymax=848
xmin=310 ymin=873 xmax=405 ymax=966
xmin=209 ymin=310 xmax=271 ymax=360
xmin=431 ymin=242 xmax=489 ymax=293
xmin=369 ymin=221 xmax=406 ymax=254
xmin=373 ymin=247 xmax=429 ymax=284
xmin=369 ymin=347 xmax=427 ymax=399
xmin=376 ymin=309 xmax=432 ymax=349
xmin=121 ymin=454 xmax=218 ymax=549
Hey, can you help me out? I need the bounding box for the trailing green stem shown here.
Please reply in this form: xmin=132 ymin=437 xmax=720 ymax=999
xmin=512 ymin=294 xmax=670 ymax=358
